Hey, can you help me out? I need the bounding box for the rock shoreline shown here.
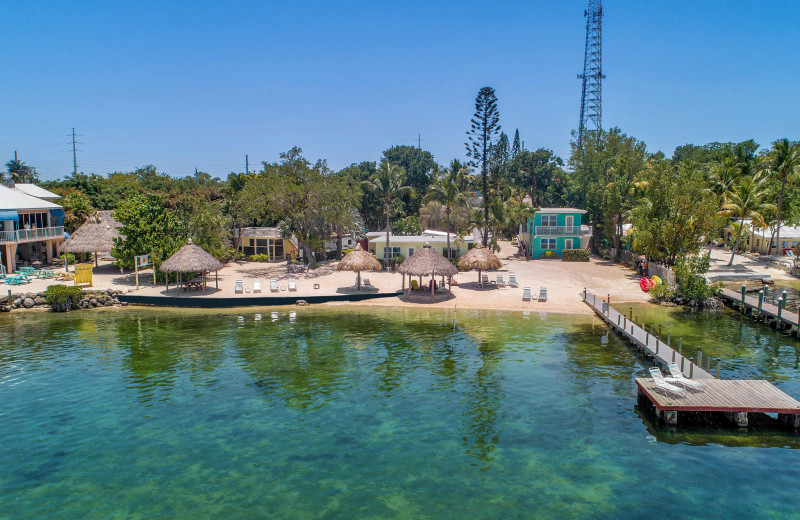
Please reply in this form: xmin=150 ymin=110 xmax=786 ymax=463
xmin=0 ymin=288 xmax=129 ymax=313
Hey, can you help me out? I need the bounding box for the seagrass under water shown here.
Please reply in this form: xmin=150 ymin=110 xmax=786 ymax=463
xmin=2 ymin=306 xmax=800 ymax=519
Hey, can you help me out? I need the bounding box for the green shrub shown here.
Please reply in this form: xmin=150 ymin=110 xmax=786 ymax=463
xmin=390 ymin=254 xmax=405 ymax=267
xmin=649 ymin=283 xmax=676 ymax=302
xmin=248 ymin=254 xmax=271 ymax=262
xmin=44 ymin=285 xmax=84 ymax=312
xmin=674 ymin=254 xmax=719 ymax=303
xmin=562 ymin=249 xmax=590 ymax=262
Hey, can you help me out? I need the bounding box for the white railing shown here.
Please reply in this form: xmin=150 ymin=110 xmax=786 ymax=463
xmin=12 ymin=226 xmax=64 ymax=242
xmin=0 ymin=230 xmax=15 ymax=243
xmin=535 ymin=226 xmax=580 ymax=236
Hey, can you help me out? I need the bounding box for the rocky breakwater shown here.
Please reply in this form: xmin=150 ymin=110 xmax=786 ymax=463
xmin=0 ymin=288 xmax=129 ymax=313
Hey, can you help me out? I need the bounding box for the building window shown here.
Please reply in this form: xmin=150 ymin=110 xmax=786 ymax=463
xmin=541 ymin=238 xmax=556 ymax=250
xmin=408 ymin=247 xmax=415 ymax=257
xmin=541 ymin=215 xmax=557 ymax=227
xmin=383 ymin=246 xmax=401 ymax=259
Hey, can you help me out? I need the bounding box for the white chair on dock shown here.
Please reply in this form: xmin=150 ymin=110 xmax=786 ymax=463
xmin=270 ymin=279 xmax=279 ymax=292
xmin=666 ymin=363 xmax=706 ymax=392
xmin=496 ymin=274 xmax=506 ymax=287
xmin=235 ymin=279 xmax=244 ymax=294
xmin=522 ymin=287 xmax=532 ymax=301
xmin=538 ymin=287 xmax=548 ymax=302
xmin=649 ymin=367 xmax=686 ymax=397
xmin=508 ymin=274 xmax=519 ymax=287
xmin=288 ymin=278 xmax=297 ymax=291
xmin=253 ymin=279 xmax=261 ymax=293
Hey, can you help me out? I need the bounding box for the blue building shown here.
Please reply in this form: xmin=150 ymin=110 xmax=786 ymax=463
xmin=520 ymin=208 xmax=591 ymax=259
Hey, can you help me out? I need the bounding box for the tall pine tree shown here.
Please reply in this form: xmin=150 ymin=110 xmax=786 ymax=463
xmin=512 ymin=129 xmax=521 ymax=157
xmin=465 ymin=87 xmax=500 ymax=246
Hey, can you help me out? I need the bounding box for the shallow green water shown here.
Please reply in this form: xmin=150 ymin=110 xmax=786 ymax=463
xmin=2 ymin=306 xmax=800 ymax=519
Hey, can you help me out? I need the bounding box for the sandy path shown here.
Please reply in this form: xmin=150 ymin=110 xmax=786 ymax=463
xmin=5 ymin=241 xmax=650 ymax=315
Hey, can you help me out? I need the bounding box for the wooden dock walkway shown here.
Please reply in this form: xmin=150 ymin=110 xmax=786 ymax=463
xmin=636 ymin=377 xmax=800 ymax=427
xmin=582 ymin=290 xmax=714 ymax=379
xmin=718 ymin=287 xmax=798 ymax=332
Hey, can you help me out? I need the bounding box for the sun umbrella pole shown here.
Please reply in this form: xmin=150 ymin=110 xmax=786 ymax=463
xmin=431 ymin=269 xmax=435 ymax=302
xmin=215 ymin=270 xmax=218 ymax=290
xmin=357 ymin=270 xmax=361 ymax=291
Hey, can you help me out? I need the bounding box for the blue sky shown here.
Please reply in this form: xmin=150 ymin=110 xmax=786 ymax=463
xmin=2 ymin=1 xmax=799 ymax=180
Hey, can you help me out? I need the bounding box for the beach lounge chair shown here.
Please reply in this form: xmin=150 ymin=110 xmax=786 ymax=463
xmin=538 ymin=287 xmax=548 ymax=302
xmin=496 ymin=274 xmax=506 ymax=287
xmin=508 ymin=274 xmax=518 ymax=287
xmin=288 ymin=278 xmax=297 ymax=291
xmin=522 ymin=287 xmax=532 ymax=301
xmin=649 ymin=367 xmax=686 ymax=397
xmin=253 ymin=280 xmax=261 ymax=293
xmin=666 ymin=362 xmax=706 ymax=392
xmin=235 ymin=279 xmax=244 ymax=294
xmin=481 ymin=274 xmax=489 ymax=287
xmin=363 ymin=278 xmax=373 ymax=288
xmin=270 ymin=279 xmax=279 ymax=292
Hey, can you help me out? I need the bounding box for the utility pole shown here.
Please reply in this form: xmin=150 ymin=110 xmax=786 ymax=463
xmin=72 ymin=128 xmax=78 ymax=175
xmin=418 ymin=134 xmax=421 ymax=149
xmin=195 ymin=167 xmax=198 ymax=181
xmin=14 ymin=151 xmax=17 ymax=161
xmin=246 ymin=154 xmax=249 ymax=174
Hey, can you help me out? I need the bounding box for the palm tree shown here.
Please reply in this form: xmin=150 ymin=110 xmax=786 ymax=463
xmin=708 ymin=157 xmax=741 ymax=201
xmin=363 ymin=162 xmax=415 ymax=267
xmin=424 ymin=168 xmax=467 ymax=259
xmin=763 ymin=138 xmax=800 ymax=255
xmin=5 ymin=158 xmax=37 ymax=183
xmin=719 ymin=174 xmax=775 ymax=266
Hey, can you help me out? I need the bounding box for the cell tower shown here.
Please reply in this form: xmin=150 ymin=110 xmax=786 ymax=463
xmin=577 ymin=0 xmax=604 ymax=148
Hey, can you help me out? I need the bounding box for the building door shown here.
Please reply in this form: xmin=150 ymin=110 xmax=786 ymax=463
xmin=565 ymin=215 xmax=574 ymax=230
xmin=564 ymin=238 xmax=573 ymax=250
xmin=408 ymin=247 xmax=415 ymax=257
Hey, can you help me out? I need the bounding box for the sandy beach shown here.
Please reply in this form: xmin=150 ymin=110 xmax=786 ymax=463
xmin=5 ymin=241 xmax=656 ymax=315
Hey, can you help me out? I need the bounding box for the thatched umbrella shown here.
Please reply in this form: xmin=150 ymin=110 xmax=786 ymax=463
xmin=337 ymin=244 xmax=381 ymax=290
xmin=160 ymin=239 xmax=223 ymax=295
xmin=59 ymin=210 xmax=123 ymax=270
xmin=457 ymin=243 xmax=502 ymax=286
xmin=397 ymin=243 xmax=458 ymax=301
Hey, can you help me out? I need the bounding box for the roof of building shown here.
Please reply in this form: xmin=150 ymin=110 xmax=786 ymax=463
xmin=0 ymin=185 xmax=62 ymax=211
xmin=13 ymin=184 xmax=61 ymax=200
xmin=740 ymin=219 xmax=800 ymax=239
xmin=538 ymin=207 xmax=588 ymax=214
xmin=369 ymin=234 xmax=474 ymax=244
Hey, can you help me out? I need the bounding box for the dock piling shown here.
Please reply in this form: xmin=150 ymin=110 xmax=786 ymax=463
xmin=690 ymin=359 xmax=694 ymax=378
xmin=697 ymin=348 xmax=702 ymax=368
xmin=778 ymin=297 xmax=784 ymax=321
xmin=717 ymin=358 xmax=721 ymax=379
xmin=741 ymin=284 xmax=747 ymax=312
xmin=758 ymin=290 xmax=763 ymax=316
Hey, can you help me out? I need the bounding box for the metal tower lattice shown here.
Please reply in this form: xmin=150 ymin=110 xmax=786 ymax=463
xmin=577 ymin=0 xmax=604 ymax=147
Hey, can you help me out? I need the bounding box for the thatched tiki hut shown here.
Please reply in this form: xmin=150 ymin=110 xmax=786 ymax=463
xmin=457 ymin=243 xmax=502 ymax=287
xmin=397 ymin=243 xmax=458 ymax=301
xmin=337 ymin=244 xmax=381 ymax=290
xmin=160 ymin=239 xmax=223 ymax=295
xmin=58 ymin=210 xmax=122 ymax=270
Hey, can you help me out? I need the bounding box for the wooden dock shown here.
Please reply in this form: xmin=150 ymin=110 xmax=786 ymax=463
xmin=636 ymin=377 xmax=800 ymax=428
xmin=582 ymin=290 xmax=713 ymax=379
xmin=718 ymin=287 xmax=798 ymax=332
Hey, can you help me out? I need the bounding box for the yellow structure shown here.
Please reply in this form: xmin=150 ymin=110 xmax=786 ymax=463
xmin=73 ymin=263 xmax=93 ymax=287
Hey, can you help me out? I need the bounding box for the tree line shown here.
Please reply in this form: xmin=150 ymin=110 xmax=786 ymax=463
xmin=6 ymin=86 xmax=796 ymax=276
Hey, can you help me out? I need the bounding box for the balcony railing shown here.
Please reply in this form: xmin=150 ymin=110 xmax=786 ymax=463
xmin=533 ymin=226 xmax=593 ymax=236
xmin=0 ymin=226 xmax=65 ymax=244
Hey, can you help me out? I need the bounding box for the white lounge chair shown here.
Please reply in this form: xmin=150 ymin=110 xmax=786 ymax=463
xmin=235 ymin=279 xmax=243 ymax=294
xmin=496 ymin=274 xmax=506 ymax=287
xmin=649 ymin=367 xmax=686 ymax=397
xmin=363 ymin=278 xmax=373 ymax=288
xmin=270 ymin=279 xmax=279 ymax=292
xmin=522 ymin=287 xmax=532 ymax=301
xmin=481 ymin=274 xmax=489 ymax=287
xmin=538 ymin=287 xmax=548 ymax=302
xmin=508 ymin=274 xmax=519 ymax=287
xmin=666 ymin=362 xmax=706 ymax=392
xmin=288 ymin=278 xmax=297 ymax=291
xmin=253 ymin=279 xmax=261 ymax=293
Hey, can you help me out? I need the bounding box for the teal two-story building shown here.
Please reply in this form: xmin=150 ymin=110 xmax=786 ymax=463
xmin=520 ymin=208 xmax=591 ymax=259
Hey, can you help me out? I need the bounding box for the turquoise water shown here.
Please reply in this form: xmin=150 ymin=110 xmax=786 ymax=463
xmin=2 ymin=306 xmax=800 ymax=519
